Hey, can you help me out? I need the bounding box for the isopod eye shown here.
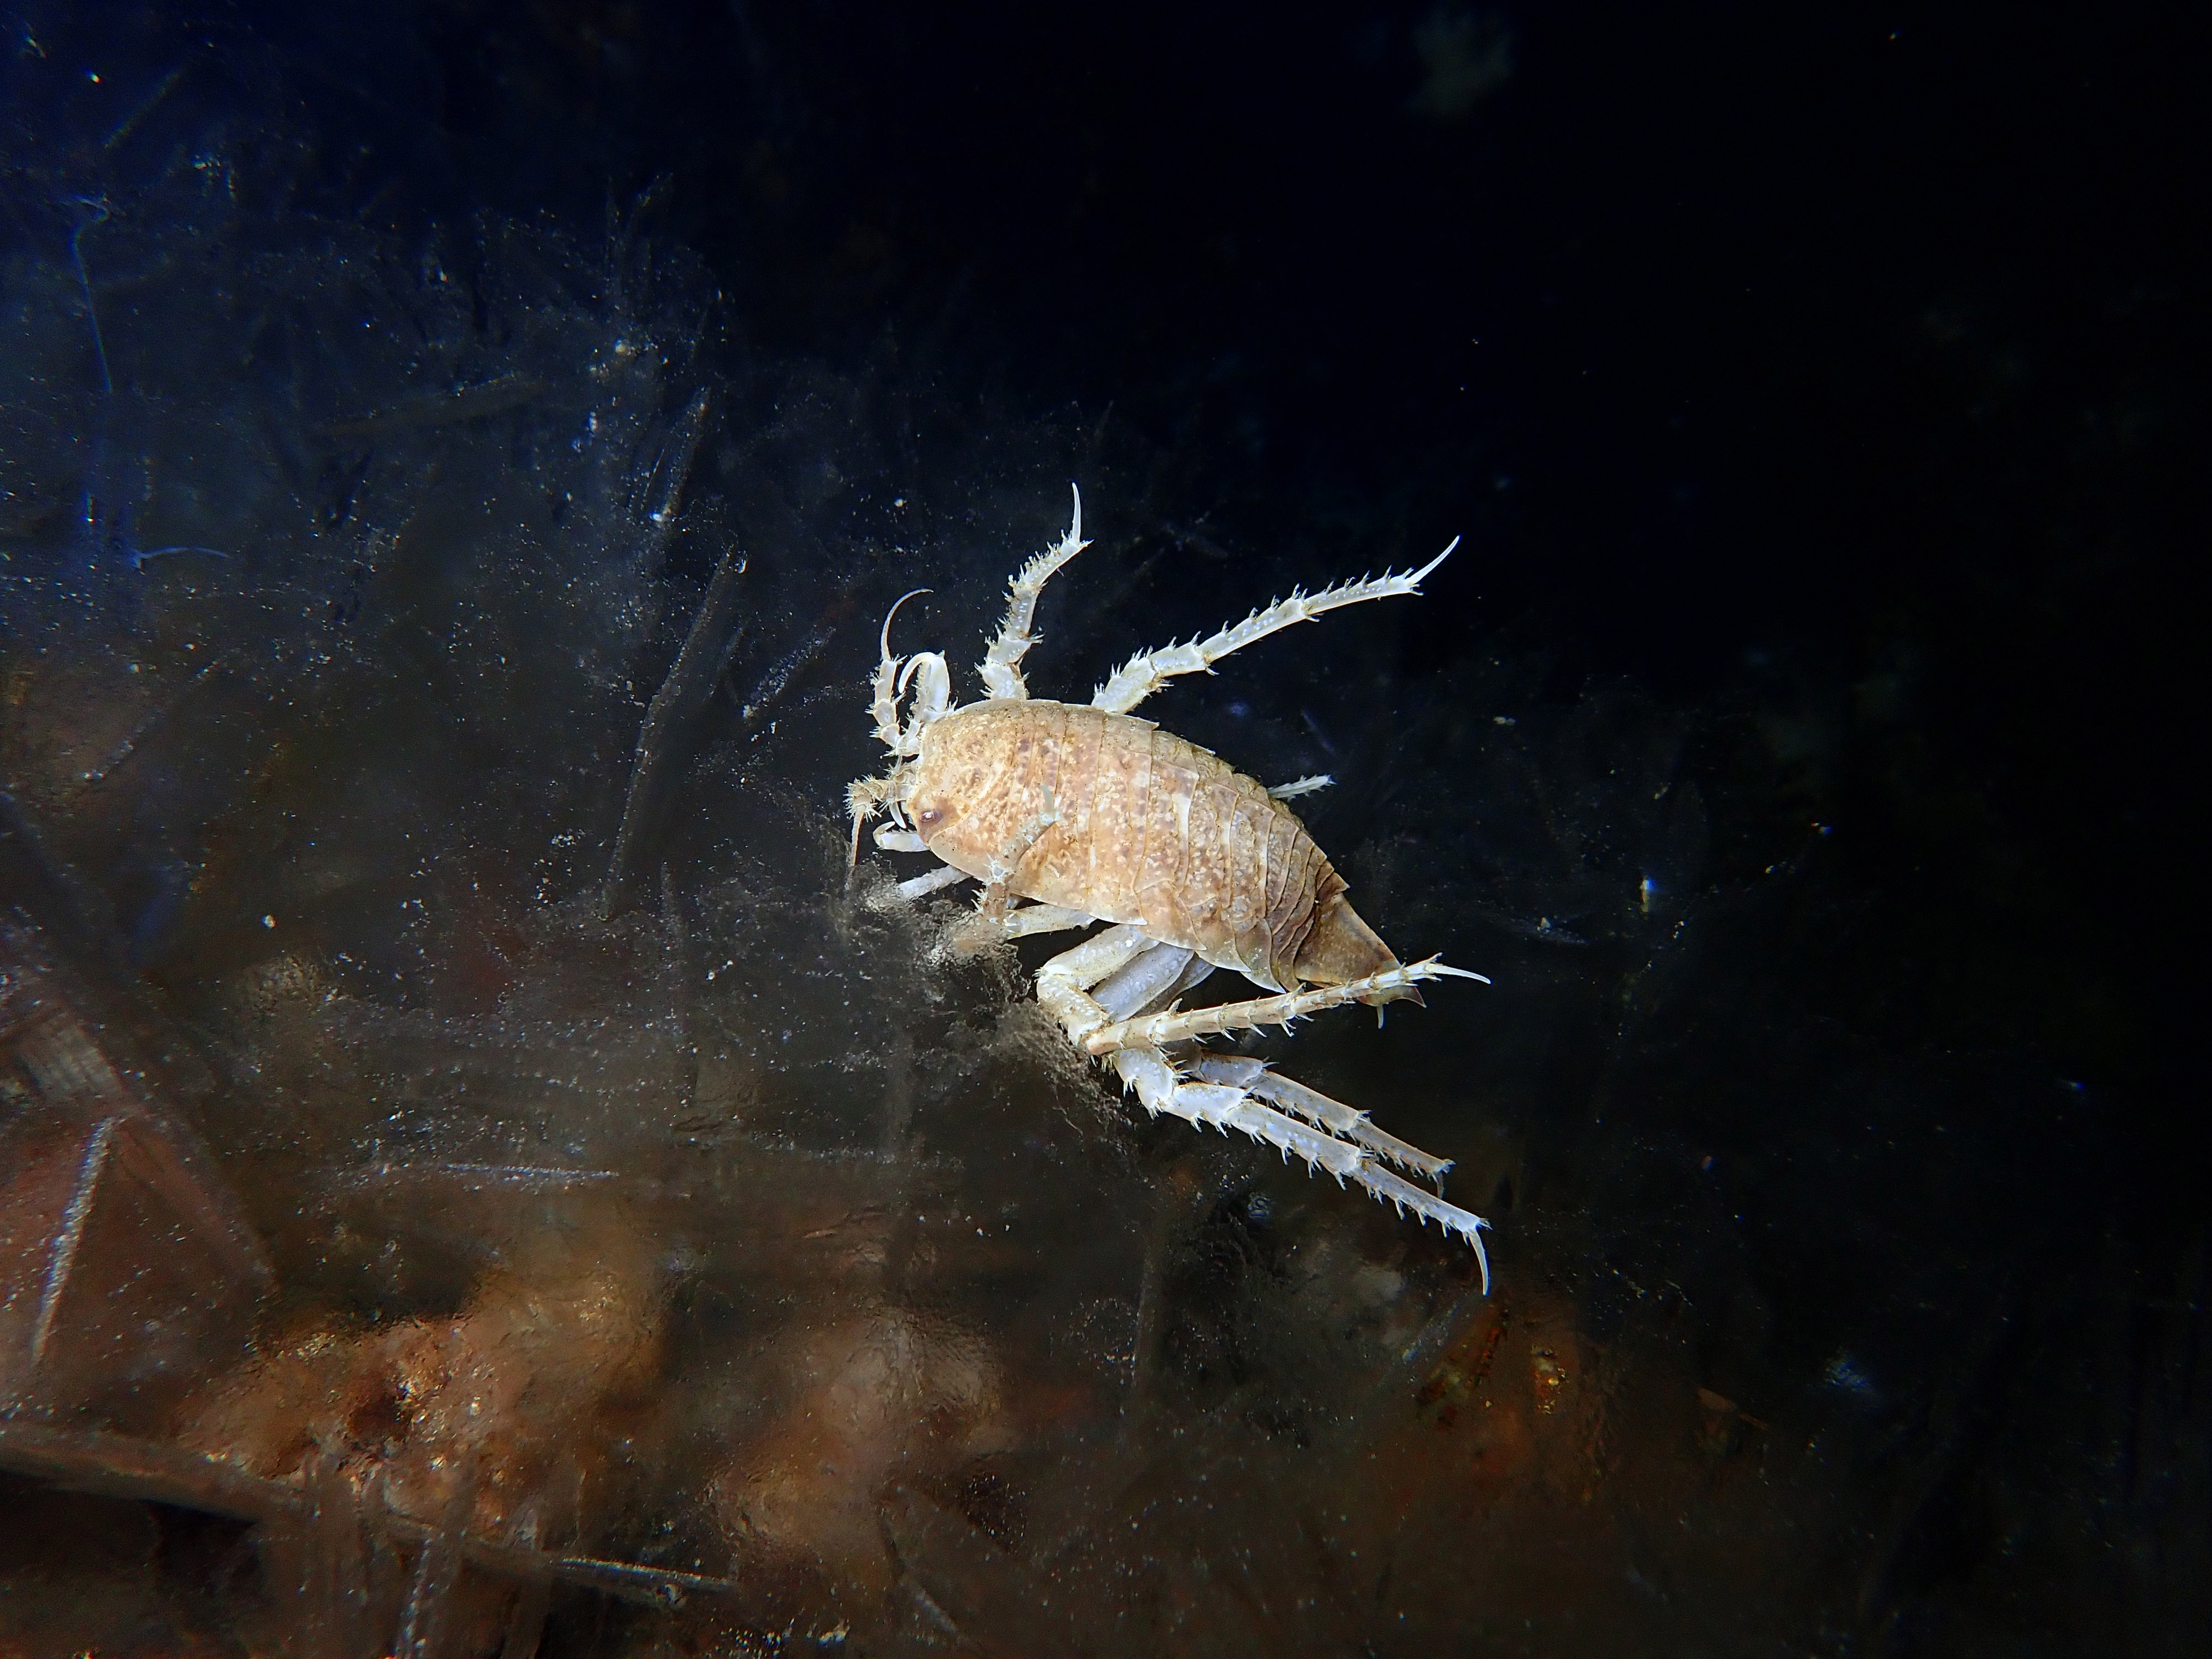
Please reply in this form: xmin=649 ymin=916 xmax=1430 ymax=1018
xmin=916 ymin=806 xmax=944 ymax=828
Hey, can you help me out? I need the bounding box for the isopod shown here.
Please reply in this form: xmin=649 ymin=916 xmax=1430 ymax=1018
xmin=848 ymin=489 xmax=1492 ymax=1287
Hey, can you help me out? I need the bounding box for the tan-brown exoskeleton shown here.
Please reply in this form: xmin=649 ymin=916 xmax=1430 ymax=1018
xmin=848 ymin=488 xmax=1491 ymax=1286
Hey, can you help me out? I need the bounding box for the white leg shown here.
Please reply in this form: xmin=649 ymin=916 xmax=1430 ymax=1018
xmin=1110 ymin=1046 xmax=1490 ymax=1287
xmin=1267 ymin=774 xmax=1334 ymax=800
xmin=1186 ymin=1056 xmax=1449 ymax=1181
xmin=1109 ymin=1044 xmax=1350 ymax=1166
xmin=979 ymin=484 xmax=1090 ymax=700
xmin=999 ymin=904 xmax=1094 ymax=939
xmin=1093 ymin=942 xmax=1211 ymax=1021
xmin=1090 ymin=537 xmax=1458 ymax=715
xmin=1035 ymin=930 xmax=1262 ymax=1129
xmin=846 ymin=774 xmax=895 ymax=865
xmin=1032 ymin=924 xmax=1161 ymax=1045
xmin=1350 ymin=1166 xmax=1491 ymax=1287
xmin=895 ymin=862 xmax=972 ymax=901
xmin=1082 ymin=957 xmax=1488 ymax=1056
xmin=944 ymin=900 xmax=1095 ymax=959
xmin=1035 ymin=932 xmax=1491 ymax=1283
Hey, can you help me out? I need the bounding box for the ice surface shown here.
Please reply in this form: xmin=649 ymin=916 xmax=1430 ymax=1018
xmin=0 ymin=11 xmax=2198 ymax=1658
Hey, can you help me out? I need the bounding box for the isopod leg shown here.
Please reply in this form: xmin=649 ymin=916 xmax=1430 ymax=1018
xmin=1111 ymin=1048 xmax=1491 ymax=1287
xmin=895 ymin=863 xmax=972 ymax=901
xmin=971 ymin=799 xmax=1061 ymax=932
xmin=1083 ymin=956 xmax=1489 ymax=1055
xmin=1185 ymin=1055 xmax=1453 ymax=1182
xmin=979 ymin=483 xmax=1089 ymax=700
xmin=1358 ymin=1165 xmax=1491 ymax=1289
xmin=944 ymin=900 xmax=1094 ymax=958
xmin=999 ymin=904 xmax=1095 ymax=939
xmin=869 ymin=588 xmax=931 ymax=749
xmin=1093 ymin=942 xmax=1209 ymax=1022
xmin=1110 ymin=1044 xmax=1349 ymax=1172
xmin=1036 ymin=931 xmax=1260 ymax=1126
xmin=1038 ymin=933 xmax=1492 ymax=1281
xmin=1032 ymin=924 xmax=1157 ymax=1044
xmin=1090 ymin=537 xmax=1458 ymax=716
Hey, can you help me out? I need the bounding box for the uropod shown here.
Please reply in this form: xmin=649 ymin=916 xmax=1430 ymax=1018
xmin=847 ymin=489 xmax=1493 ymax=1289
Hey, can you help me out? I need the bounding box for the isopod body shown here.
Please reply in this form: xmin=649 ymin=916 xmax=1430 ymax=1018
xmin=904 ymin=698 xmax=1401 ymax=997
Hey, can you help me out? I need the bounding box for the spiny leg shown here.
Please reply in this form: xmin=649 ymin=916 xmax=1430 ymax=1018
xmin=1036 ymin=928 xmax=1244 ymax=1107
xmin=1082 ymin=956 xmax=1489 ymax=1056
xmin=1110 ymin=1044 xmax=1351 ymax=1166
xmin=1267 ymin=774 xmax=1334 ymax=800
xmin=1110 ymin=1044 xmax=1491 ymax=1284
xmin=846 ymin=774 xmax=898 ymax=866
xmin=862 ymin=858 xmax=973 ymax=915
xmin=1091 ymin=536 xmax=1458 ymax=716
xmin=1185 ymin=1055 xmax=1449 ymax=1182
xmin=1032 ymin=928 xmax=1275 ymax=1143
xmin=1354 ymin=1165 xmax=1491 ymax=1287
xmin=979 ymin=483 xmax=1090 ymax=700
xmin=943 ymin=898 xmax=1095 ymax=960
xmin=1040 ymin=933 xmax=1490 ymax=1281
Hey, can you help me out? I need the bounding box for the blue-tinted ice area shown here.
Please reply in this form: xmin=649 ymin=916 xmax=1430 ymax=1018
xmin=0 ymin=12 xmax=2195 ymax=1658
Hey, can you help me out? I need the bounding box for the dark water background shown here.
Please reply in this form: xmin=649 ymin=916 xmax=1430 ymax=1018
xmin=0 ymin=3 xmax=2200 ymax=1655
